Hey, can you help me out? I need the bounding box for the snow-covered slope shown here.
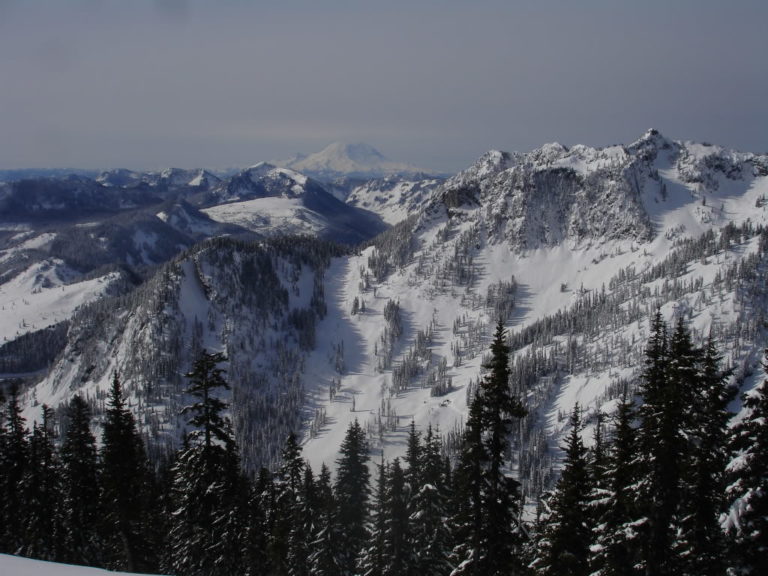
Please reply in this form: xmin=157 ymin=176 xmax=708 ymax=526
xmin=205 ymin=163 xmax=387 ymax=243
xmin=279 ymin=142 xmax=433 ymax=180
xmin=344 ymin=176 xmax=444 ymax=225
xmin=298 ymin=130 xmax=768 ymax=489
xmin=14 ymin=130 xmax=768 ymax=503
xmin=0 ymin=554 xmax=157 ymax=576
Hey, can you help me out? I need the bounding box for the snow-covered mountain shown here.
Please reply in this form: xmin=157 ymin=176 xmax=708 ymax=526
xmin=201 ymin=163 xmax=388 ymax=243
xmin=279 ymin=142 xmax=434 ymax=180
xmin=0 ymin=553 xmax=153 ymax=576
xmin=96 ymin=168 xmax=221 ymax=190
xmin=8 ymin=130 xmax=768 ymax=503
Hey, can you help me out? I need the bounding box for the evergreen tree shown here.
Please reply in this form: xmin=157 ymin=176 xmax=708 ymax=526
xmin=99 ymin=372 xmax=157 ymax=573
xmin=532 ymin=405 xmax=592 ymax=576
xmin=360 ymin=458 xmax=388 ymax=576
xmin=169 ymin=349 xmax=247 ymax=576
xmin=245 ymin=468 xmax=273 ymax=576
xmin=270 ymin=433 xmax=306 ymax=576
xmin=309 ymin=463 xmax=342 ymax=576
xmin=726 ymin=349 xmax=768 ymax=575
xmin=381 ymin=458 xmax=414 ymax=576
xmin=404 ymin=420 xmax=422 ymax=496
xmin=451 ymin=319 xmax=526 ymax=576
xmin=635 ymin=313 xmax=681 ymax=576
xmin=410 ymin=424 xmax=452 ymax=576
xmin=0 ymin=387 xmax=29 ymax=554
xmin=335 ymin=419 xmax=371 ymax=575
xmin=60 ymin=395 xmax=102 ymax=567
xmin=677 ymin=337 xmax=733 ymax=576
xmin=449 ymin=386 xmax=486 ymax=576
xmin=287 ymin=462 xmax=316 ymax=576
xmin=590 ymin=395 xmax=640 ymax=576
xmin=21 ymin=405 xmax=64 ymax=562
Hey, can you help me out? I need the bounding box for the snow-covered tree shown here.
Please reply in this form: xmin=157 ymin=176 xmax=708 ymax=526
xmin=726 ymin=349 xmax=768 ymax=575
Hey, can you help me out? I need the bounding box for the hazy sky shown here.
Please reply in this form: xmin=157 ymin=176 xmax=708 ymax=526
xmin=1 ymin=0 xmax=766 ymax=173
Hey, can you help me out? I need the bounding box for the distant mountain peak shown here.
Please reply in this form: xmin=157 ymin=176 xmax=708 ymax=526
xmin=278 ymin=141 xmax=432 ymax=179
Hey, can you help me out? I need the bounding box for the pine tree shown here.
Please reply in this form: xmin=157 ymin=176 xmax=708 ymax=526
xmin=360 ymin=458 xmax=388 ymax=576
xmin=382 ymin=458 xmax=414 ymax=576
xmin=335 ymin=419 xmax=370 ymax=575
xmin=270 ymin=433 xmax=306 ymax=576
xmin=532 ymin=405 xmax=592 ymax=576
xmin=21 ymin=405 xmax=64 ymax=561
xmin=245 ymin=468 xmax=273 ymax=576
xmin=451 ymin=319 xmax=526 ymax=576
xmin=590 ymin=394 xmax=640 ymax=576
xmin=449 ymin=386 xmax=486 ymax=576
xmin=410 ymin=424 xmax=452 ymax=576
xmin=309 ymin=463 xmax=342 ymax=576
xmin=0 ymin=387 xmax=29 ymax=554
xmin=60 ymin=395 xmax=102 ymax=566
xmin=287 ymin=463 xmax=316 ymax=576
xmin=99 ymin=372 xmax=157 ymax=573
xmin=169 ymin=349 xmax=247 ymax=576
xmin=677 ymin=337 xmax=733 ymax=576
xmin=635 ymin=313 xmax=681 ymax=576
xmin=726 ymin=349 xmax=768 ymax=575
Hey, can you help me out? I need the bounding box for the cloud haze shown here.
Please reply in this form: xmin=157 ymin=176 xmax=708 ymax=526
xmin=1 ymin=0 xmax=766 ymax=172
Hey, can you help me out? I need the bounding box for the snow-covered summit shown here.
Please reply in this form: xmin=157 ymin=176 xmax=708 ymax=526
xmin=279 ymin=142 xmax=432 ymax=179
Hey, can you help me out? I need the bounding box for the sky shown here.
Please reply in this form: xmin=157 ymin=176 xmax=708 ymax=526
xmin=0 ymin=0 xmax=766 ymax=173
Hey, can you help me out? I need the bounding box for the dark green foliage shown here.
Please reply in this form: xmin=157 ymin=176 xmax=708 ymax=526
xmin=409 ymin=425 xmax=452 ymax=576
xmin=381 ymin=459 xmax=413 ymax=576
xmin=590 ymin=395 xmax=640 ymax=576
xmin=335 ymin=419 xmax=371 ymax=575
xmin=309 ymin=463 xmax=342 ymax=576
xmin=726 ymin=349 xmax=768 ymax=575
xmin=169 ymin=350 xmax=248 ymax=576
xmin=21 ymin=406 xmax=64 ymax=561
xmin=677 ymin=337 xmax=734 ymax=576
xmin=532 ymin=406 xmax=593 ymax=576
xmin=451 ymin=319 xmax=527 ymax=576
xmin=60 ymin=395 xmax=102 ymax=566
xmin=99 ymin=372 xmax=158 ymax=572
xmin=269 ymin=433 xmax=305 ymax=576
xmin=0 ymin=388 xmax=29 ymax=554
xmin=634 ymin=316 xmax=733 ymax=576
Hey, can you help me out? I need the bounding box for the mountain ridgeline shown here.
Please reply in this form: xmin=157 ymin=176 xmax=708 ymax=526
xmin=3 ymin=131 xmax=768 ymax=509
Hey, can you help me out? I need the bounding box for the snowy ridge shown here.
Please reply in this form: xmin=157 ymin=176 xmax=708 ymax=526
xmin=279 ymin=142 xmax=433 ymax=179
xmin=10 ymin=131 xmax=768 ymax=502
xmin=0 ymin=554 xmax=159 ymax=576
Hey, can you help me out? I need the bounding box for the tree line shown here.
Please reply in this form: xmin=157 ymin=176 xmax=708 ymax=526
xmin=1 ymin=316 xmax=767 ymax=575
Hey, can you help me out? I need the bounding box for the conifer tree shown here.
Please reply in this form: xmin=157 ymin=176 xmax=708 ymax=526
xmin=405 ymin=420 xmax=422 ymax=495
xmin=99 ymin=372 xmax=157 ymax=573
xmin=451 ymin=319 xmax=526 ymax=576
xmin=726 ymin=349 xmax=768 ymax=575
xmin=449 ymin=385 xmax=486 ymax=576
xmin=590 ymin=395 xmax=640 ymax=576
xmin=245 ymin=468 xmax=273 ymax=576
xmin=360 ymin=458 xmax=388 ymax=576
xmin=287 ymin=462 xmax=316 ymax=576
xmin=309 ymin=463 xmax=342 ymax=576
xmin=677 ymin=337 xmax=733 ymax=576
xmin=382 ymin=458 xmax=414 ymax=576
xmin=335 ymin=419 xmax=370 ymax=575
xmin=21 ymin=405 xmax=63 ymax=561
xmin=169 ymin=349 xmax=247 ymax=576
xmin=60 ymin=395 xmax=102 ymax=566
xmin=532 ymin=405 xmax=592 ymax=576
xmin=0 ymin=387 xmax=29 ymax=554
xmin=410 ymin=424 xmax=452 ymax=576
xmin=635 ymin=313 xmax=680 ymax=576
xmin=270 ymin=433 xmax=305 ymax=576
